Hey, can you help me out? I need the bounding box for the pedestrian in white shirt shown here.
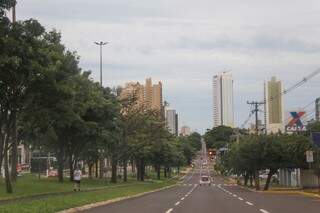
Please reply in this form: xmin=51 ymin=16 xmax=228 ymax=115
xmin=73 ymin=167 xmax=82 ymax=191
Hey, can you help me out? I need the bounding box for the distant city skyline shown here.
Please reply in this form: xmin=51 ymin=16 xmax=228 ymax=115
xmin=16 ymin=0 xmax=320 ymax=133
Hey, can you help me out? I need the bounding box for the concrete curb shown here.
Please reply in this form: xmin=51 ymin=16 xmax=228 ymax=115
xmin=262 ymin=190 xmax=320 ymax=198
xmin=238 ymin=185 xmax=320 ymax=199
xmin=56 ymin=184 xmax=178 ymax=213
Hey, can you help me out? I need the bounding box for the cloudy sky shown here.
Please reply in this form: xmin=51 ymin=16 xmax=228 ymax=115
xmin=16 ymin=0 xmax=320 ymax=133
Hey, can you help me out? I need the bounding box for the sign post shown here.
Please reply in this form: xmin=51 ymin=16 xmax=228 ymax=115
xmin=306 ymin=150 xmax=314 ymax=169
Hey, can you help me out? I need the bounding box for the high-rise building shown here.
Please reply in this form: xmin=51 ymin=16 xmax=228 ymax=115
xmin=120 ymin=78 xmax=163 ymax=113
xmin=180 ymin=126 xmax=191 ymax=136
xmin=316 ymin=98 xmax=320 ymax=122
xmin=165 ymin=109 xmax=178 ymax=136
xmin=212 ymin=72 xmax=234 ymax=127
xmin=152 ymin=82 xmax=163 ymax=111
xmin=264 ymin=76 xmax=284 ymax=134
xmin=145 ymin=78 xmax=153 ymax=110
xmin=119 ymin=82 xmax=145 ymax=109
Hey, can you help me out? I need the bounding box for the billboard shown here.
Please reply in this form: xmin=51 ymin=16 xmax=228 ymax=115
xmin=285 ymin=111 xmax=307 ymax=132
xmin=312 ymin=132 xmax=320 ymax=147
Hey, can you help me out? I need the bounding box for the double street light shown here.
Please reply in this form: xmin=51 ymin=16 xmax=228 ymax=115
xmin=94 ymin=41 xmax=109 ymax=86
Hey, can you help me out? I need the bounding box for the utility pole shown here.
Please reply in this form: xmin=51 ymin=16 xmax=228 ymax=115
xmin=247 ymin=101 xmax=264 ymax=135
xmin=94 ymin=41 xmax=108 ymax=86
xmin=12 ymin=2 xmax=16 ymax=22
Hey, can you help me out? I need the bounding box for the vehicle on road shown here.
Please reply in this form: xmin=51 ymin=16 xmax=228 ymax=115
xmin=199 ymin=175 xmax=211 ymax=186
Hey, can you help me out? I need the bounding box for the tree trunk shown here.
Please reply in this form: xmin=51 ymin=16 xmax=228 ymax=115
xmin=264 ymin=169 xmax=276 ymax=191
xmin=136 ymin=161 xmax=141 ymax=181
xmin=140 ymin=159 xmax=145 ymax=181
xmin=157 ymin=165 xmax=161 ymax=180
xmin=244 ymin=172 xmax=249 ymax=186
xmin=131 ymin=160 xmax=135 ymax=173
xmin=4 ymin=145 xmax=12 ymax=193
xmin=168 ymin=167 xmax=171 ymax=178
xmin=99 ymin=158 xmax=104 ymax=179
xmin=57 ymin=151 xmax=64 ymax=183
xmin=254 ymin=170 xmax=260 ymax=191
xmin=10 ymin=118 xmax=18 ymax=183
xmin=123 ymin=161 xmax=127 ymax=182
xmin=95 ymin=160 xmax=98 ymax=178
xmin=69 ymin=156 xmax=74 ymax=182
xmin=88 ymin=163 xmax=93 ymax=179
xmin=249 ymin=172 xmax=254 ymax=187
xmin=111 ymin=156 xmax=117 ymax=183
xmin=164 ymin=167 xmax=167 ymax=178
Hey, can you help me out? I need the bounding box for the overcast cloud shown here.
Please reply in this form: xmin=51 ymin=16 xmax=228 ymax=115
xmin=16 ymin=0 xmax=320 ymax=133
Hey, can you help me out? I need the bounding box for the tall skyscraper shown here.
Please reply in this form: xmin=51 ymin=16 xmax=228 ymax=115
xmin=316 ymin=98 xmax=320 ymax=122
xmin=264 ymin=76 xmax=284 ymax=134
xmin=212 ymin=72 xmax=234 ymax=127
xmin=165 ymin=109 xmax=178 ymax=136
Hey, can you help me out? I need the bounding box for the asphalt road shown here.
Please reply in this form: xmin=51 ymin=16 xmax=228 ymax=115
xmin=83 ymin=142 xmax=320 ymax=213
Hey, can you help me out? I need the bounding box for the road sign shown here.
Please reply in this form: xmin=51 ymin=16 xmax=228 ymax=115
xmin=306 ymin=150 xmax=314 ymax=163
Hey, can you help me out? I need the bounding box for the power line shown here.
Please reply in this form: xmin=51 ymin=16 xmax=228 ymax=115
xmin=241 ymin=69 xmax=320 ymax=129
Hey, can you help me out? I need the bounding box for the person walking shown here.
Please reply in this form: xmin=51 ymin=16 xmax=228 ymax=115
xmin=73 ymin=167 xmax=82 ymax=192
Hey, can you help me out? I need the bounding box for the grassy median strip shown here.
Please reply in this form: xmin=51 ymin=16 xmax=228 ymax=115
xmin=0 ymin=178 xmax=177 ymax=213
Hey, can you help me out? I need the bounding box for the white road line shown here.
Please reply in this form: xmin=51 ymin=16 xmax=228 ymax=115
xmin=165 ymin=208 xmax=173 ymax=213
xmin=181 ymin=197 xmax=185 ymax=201
xmin=175 ymin=201 xmax=180 ymax=206
xmin=233 ymin=194 xmax=237 ymax=197
xmin=238 ymin=197 xmax=244 ymax=201
xmin=246 ymin=201 xmax=254 ymax=206
xmin=259 ymin=209 xmax=270 ymax=213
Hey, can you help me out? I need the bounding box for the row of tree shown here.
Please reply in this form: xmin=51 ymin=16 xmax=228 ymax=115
xmin=0 ymin=2 xmax=202 ymax=193
xmin=210 ymin=122 xmax=320 ymax=191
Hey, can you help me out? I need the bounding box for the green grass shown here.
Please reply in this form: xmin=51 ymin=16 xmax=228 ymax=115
xmin=0 ymin=178 xmax=177 ymax=213
xmin=0 ymin=174 xmax=136 ymax=200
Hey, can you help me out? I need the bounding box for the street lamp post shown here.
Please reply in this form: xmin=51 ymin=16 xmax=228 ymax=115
xmin=94 ymin=41 xmax=109 ymax=86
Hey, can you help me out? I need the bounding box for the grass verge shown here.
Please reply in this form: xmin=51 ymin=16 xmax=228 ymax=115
xmin=0 ymin=174 xmax=138 ymax=201
xmin=0 ymin=178 xmax=178 ymax=213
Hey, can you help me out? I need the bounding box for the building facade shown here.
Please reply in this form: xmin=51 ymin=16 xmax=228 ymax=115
xmin=316 ymin=98 xmax=320 ymax=122
xmin=180 ymin=126 xmax=191 ymax=136
xmin=165 ymin=109 xmax=178 ymax=136
xmin=212 ymin=72 xmax=234 ymax=127
xmin=120 ymin=78 xmax=163 ymax=113
xmin=264 ymin=76 xmax=284 ymax=134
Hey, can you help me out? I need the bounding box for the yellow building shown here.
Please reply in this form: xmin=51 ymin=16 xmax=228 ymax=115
xmin=264 ymin=76 xmax=284 ymax=134
xmin=120 ymin=78 xmax=163 ymax=113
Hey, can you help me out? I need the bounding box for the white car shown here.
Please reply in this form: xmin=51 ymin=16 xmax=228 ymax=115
xmin=199 ymin=175 xmax=211 ymax=186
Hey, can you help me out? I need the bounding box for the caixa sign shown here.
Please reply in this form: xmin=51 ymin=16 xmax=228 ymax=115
xmin=285 ymin=111 xmax=306 ymax=132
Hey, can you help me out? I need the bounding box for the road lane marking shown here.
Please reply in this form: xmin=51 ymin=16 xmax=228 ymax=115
xmin=166 ymin=208 xmax=173 ymax=213
xmin=238 ymin=197 xmax=244 ymax=201
xmin=233 ymin=194 xmax=237 ymax=197
xmin=259 ymin=209 xmax=270 ymax=213
xmin=246 ymin=201 xmax=254 ymax=206
xmin=181 ymin=197 xmax=185 ymax=201
xmin=175 ymin=201 xmax=180 ymax=206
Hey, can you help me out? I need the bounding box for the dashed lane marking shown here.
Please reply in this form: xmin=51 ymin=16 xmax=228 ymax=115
xmin=259 ymin=209 xmax=270 ymax=213
xmin=175 ymin=201 xmax=180 ymax=206
xmin=165 ymin=208 xmax=173 ymax=213
xmin=233 ymin=194 xmax=237 ymax=197
xmin=246 ymin=201 xmax=254 ymax=206
xmin=238 ymin=197 xmax=244 ymax=201
xmin=181 ymin=197 xmax=185 ymax=201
